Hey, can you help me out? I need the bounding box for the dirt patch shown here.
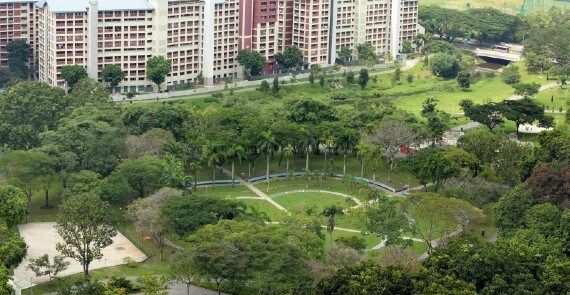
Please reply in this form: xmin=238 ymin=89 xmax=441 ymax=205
xmin=14 ymin=222 xmax=146 ymax=285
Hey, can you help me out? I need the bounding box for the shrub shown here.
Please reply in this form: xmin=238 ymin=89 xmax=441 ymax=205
xmin=346 ymin=71 xmax=355 ymax=83
xmin=429 ymin=53 xmax=460 ymax=78
xmin=330 ymin=92 xmax=351 ymax=100
xmin=456 ymin=71 xmax=471 ymax=88
xmin=502 ymin=65 xmax=521 ymax=84
xmin=203 ymin=96 xmax=220 ymax=103
xmin=335 ymin=236 xmax=367 ymax=252
xmin=107 ymin=276 xmax=139 ymax=293
xmin=122 ymin=257 xmax=138 ymax=268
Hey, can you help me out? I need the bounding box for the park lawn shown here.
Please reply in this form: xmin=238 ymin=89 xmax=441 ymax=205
xmin=324 ymin=229 xmax=381 ymax=250
xmin=225 ymin=152 xmax=419 ymax=189
xmin=420 ymin=0 xmax=567 ymax=14
xmin=534 ymin=87 xmax=569 ymax=112
xmin=192 ymin=184 xmax=254 ymax=199
xmin=335 ymin=213 xmax=368 ymax=230
xmin=256 ymin=178 xmax=373 ymax=201
xmin=25 ymin=180 xmax=65 ymax=223
xmin=273 ymin=192 xmax=354 ymax=213
xmin=239 ymin=198 xmax=289 ymax=222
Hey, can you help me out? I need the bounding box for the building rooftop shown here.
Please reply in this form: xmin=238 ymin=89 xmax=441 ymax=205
xmin=36 ymin=0 xmax=154 ymax=13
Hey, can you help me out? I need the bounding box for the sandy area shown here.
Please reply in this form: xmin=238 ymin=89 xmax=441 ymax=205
xmin=14 ymin=222 xmax=147 ymax=286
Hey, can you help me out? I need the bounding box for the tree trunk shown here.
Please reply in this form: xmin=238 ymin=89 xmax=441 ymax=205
xmin=212 ymin=166 xmax=216 ymax=188
xmin=360 ymin=159 xmax=364 ymax=178
xmin=323 ymin=150 xmax=327 ymax=177
xmin=187 ymin=284 xmax=191 ymax=295
xmin=343 ymin=152 xmax=347 ymax=175
xmin=305 ymin=150 xmax=309 ymax=173
xmin=286 ymin=159 xmax=290 ymax=179
xmin=266 ymin=154 xmax=270 ymax=192
xmin=83 ymin=262 xmax=89 ymax=276
xmin=231 ymin=160 xmax=235 ymax=188
xmin=43 ymin=187 xmax=50 ymax=209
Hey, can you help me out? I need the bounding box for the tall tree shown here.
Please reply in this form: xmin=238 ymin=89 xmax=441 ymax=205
xmin=0 ymin=150 xmax=55 ymax=216
xmin=201 ymin=141 xmax=227 ymax=187
xmin=146 ymin=56 xmax=172 ymax=92
xmin=0 ymin=185 xmax=27 ymax=227
xmin=226 ymin=144 xmax=245 ymax=188
xmin=169 ymin=250 xmax=199 ymax=295
xmin=40 ymin=104 xmax=126 ymax=176
xmin=101 ymin=156 xmax=166 ymax=201
xmin=461 ymin=101 xmax=504 ymax=131
xmin=501 ymin=98 xmax=551 ymax=133
xmin=337 ymin=47 xmax=353 ymax=64
xmin=493 ymin=184 xmax=533 ymax=232
xmin=322 ymin=205 xmax=344 ymax=247
xmin=61 ymin=65 xmax=88 ymax=90
xmin=0 ymin=81 xmax=71 ymax=150
xmin=366 ymin=121 xmax=417 ymax=182
xmin=101 ymin=64 xmax=125 ymax=90
xmin=6 ymin=39 xmax=32 ymax=79
xmin=405 ymin=192 xmax=483 ymax=253
xmin=56 ymin=193 xmax=117 ymax=276
xmin=298 ymin=128 xmax=316 ymax=173
xmin=236 ymin=50 xmax=267 ymax=77
xmin=356 ymin=42 xmax=377 ymax=64
xmin=335 ymin=130 xmax=359 ymax=175
xmin=367 ymin=197 xmax=412 ymax=247
xmin=258 ymin=131 xmax=278 ymax=191
xmin=274 ymin=46 xmax=304 ymax=71
xmin=128 ymin=188 xmax=182 ymax=261
xmin=358 ymin=68 xmax=369 ymax=89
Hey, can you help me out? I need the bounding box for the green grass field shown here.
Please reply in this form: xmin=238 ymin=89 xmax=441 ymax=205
xmin=420 ymin=0 xmax=569 ymax=14
xmin=273 ymin=192 xmax=354 ymax=212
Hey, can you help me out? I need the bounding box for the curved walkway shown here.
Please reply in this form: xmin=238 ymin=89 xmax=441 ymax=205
xmin=269 ymin=189 xmax=363 ymax=207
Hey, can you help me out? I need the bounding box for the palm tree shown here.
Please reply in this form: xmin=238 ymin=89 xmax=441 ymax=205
xmin=359 ymin=143 xmax=382 ymax=182
xmin=201 ymin=142 xmax=226 ymax=188
xmin=163 ymin=141 xmax=185 ymax=158
xmin=247 ymin=205 xmax=271 ymax=224
xmin=282 ymin=144 xmax=294 ymax=179
xmin=187 ymin=160 xmax=202 ymax=191
xmin=335 ymin=130 xmax=359 ymax=175
xmin=226 ymin=144 xmax=245 ymax=188
xmin=321 ymin=135 xmax=334 ymax=178
xmin=164 ymin=154 xmax=192 ymax=190
xmin=258 ymin=131 xmax=278 ymax=192
xmin=322 ymin=205 xmax=344 ymax=247
xmin=298 ymin=128 xmax=316 ymax=175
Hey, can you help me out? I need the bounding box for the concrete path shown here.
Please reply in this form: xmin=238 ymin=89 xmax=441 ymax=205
xmin=220 ymin=169 xmax=289 ymax=213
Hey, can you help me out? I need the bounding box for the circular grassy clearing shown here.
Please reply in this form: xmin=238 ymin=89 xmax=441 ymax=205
xmin=273 ymin=192 xmax=354 ymax=212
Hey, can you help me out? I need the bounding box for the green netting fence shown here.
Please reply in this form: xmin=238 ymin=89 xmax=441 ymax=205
xmin=420 ymin=0 xmax=568 ymax=15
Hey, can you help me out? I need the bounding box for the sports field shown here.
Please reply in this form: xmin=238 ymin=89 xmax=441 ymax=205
xmin=421 ymin=0 xmax=569 ymax=15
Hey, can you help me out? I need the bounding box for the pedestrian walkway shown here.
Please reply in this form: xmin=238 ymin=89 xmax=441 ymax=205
xmin=221 ymin=169 xmax=289 ymax=213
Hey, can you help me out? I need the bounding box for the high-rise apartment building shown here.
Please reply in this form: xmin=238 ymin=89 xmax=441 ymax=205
xmin=0 ymin=0 xmax=37 ymax=73
xmin=0 ymin=0 xmax=419 ymax=91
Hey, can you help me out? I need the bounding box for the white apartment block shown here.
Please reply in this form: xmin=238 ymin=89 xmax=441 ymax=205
xmin=1 ymin=0 xmax=419 ymax=91
xmin=35 ymin=0 xmax=239 ymax=91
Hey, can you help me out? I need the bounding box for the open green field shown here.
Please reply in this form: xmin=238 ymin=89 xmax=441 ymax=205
xmin=257 ymin=178 xmax=377 ymax=201
xmin=240 ymin=198 xmax=289 ymax=222
xmin=420 ymin=0 xmax=569 ymax=14
xmin=273 ymin=192 xmax=354 ymax=213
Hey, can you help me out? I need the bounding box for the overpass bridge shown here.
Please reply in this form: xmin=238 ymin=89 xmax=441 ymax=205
xmin=474 ymin=48 xmax=522 ymax=62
